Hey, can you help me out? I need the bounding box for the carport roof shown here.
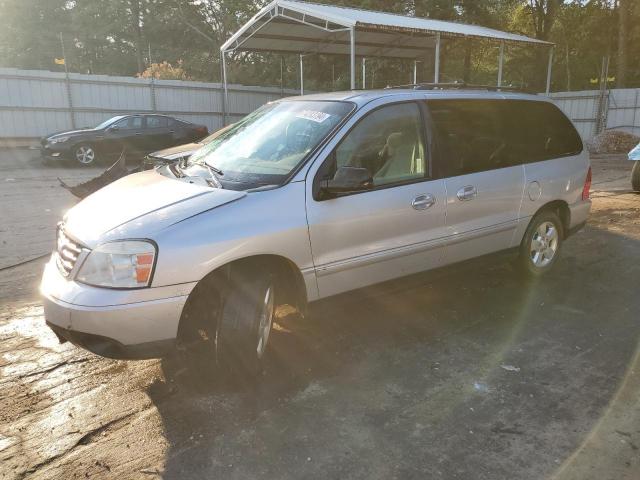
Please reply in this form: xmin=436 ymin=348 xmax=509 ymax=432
xmin=221 ymin=0 xmax=552 ymax=59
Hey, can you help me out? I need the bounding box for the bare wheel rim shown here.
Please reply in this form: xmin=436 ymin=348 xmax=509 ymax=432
xmin=256 ymin=285 xmax=274 ymax=359
xmin=75 ymin=146 xmax=95 ymax=164
xmin=530 ymin=221 xmax=559 ymax=268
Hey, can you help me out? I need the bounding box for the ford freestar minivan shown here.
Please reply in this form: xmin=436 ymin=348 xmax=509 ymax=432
xmin=41 ymin=88 xmax=591 ymax=374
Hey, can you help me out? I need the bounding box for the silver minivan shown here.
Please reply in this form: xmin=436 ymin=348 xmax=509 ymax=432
xmin=41 ymin=88 xmax=591 ymax=374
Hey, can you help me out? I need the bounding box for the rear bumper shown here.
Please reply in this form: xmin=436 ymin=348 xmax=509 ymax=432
xmin=40 ymin=257 xmax=194 ymax=359
xmin=567 ymin=199 xmax=591 ymax=237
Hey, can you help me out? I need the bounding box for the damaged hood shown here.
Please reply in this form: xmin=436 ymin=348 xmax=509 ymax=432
xmin=63 ymin=169 xmax=246 ymax=246
xmin=148 ymin=142 xmax=202 ymax=161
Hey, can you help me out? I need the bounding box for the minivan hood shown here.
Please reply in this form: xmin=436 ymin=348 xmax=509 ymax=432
xmin=149 ymin=142 xmax=202 ymax=161
xmin=63 ymin=169 xmax=246 ymax=246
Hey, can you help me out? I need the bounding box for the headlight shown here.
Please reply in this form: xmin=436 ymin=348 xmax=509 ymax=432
xmin=76 ymin=241 xmax=156 ymax=288
xmin=49 ymin=136 xmax=70 ymax=144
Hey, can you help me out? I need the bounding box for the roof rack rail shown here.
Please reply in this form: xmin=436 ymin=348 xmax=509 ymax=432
xmin=384 ymin=82 xmax=534 ymax=93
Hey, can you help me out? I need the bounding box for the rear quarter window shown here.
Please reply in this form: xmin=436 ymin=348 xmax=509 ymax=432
xmin=427 ymin=99 xmax=583 ymax=177
xmin=146 ymin=116 xmax=169 ymax=128
xmin=503 ymin=100 xmax=583 ymax=163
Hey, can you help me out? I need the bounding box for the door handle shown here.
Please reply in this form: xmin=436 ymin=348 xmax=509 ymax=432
xmin=456 ymin=185 xmax=477 ymax=201
xmin=412 ymin=193 xmax=436 ymax=210
xmin=135 ymin=132 xmax=142 ymax=135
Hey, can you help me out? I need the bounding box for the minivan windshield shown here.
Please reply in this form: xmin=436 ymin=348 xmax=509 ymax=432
xmin=187 ymin=100 xmax=353 ymax=189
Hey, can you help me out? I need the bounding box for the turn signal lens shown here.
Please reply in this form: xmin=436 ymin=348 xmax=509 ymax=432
xmin=135 ymin=253 xmax=154 ymax=284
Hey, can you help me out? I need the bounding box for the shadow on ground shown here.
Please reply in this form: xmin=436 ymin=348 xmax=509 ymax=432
xmin=146 ymin=218 xmax=640 ymax=480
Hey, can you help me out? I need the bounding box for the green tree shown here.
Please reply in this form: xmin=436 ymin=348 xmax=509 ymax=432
xmin=0 ymin=0 xmax=638 ymax=90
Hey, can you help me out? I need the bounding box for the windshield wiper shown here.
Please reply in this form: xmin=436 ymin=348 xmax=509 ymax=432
xmin=169 ymin=162 xmax=184 ymax=178
xmin=207 ymin=164 xmax=224 ymax=176
xmin=205 ymin=164 xmax=223 ymax=188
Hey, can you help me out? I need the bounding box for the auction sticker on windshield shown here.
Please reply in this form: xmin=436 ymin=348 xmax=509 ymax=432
xmin=296 ymin=110 xmax=331 ymax=123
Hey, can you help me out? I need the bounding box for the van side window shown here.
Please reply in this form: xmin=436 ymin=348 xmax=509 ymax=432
xmin=427 ymin=99 xmax=583 ymax=177
xmin=427 ymin=100 xmax=513 ymax=176
xmin=330 ymin=102 xmax=428 ymax=188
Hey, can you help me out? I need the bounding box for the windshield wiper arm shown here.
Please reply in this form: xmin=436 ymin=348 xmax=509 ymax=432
xmin=207 ymin=164 xmax=224 ymax=176
xmin=205 ymin=164 xmax=223 ymax=188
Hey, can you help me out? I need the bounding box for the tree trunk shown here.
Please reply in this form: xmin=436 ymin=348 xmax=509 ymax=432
xmin=463 ymin=42 xmax=472 ymax=83
xmin=565 ymin=42 xmax=571 ymax=91
xmin=616 ymin=0 xmax=628 ymax=88
xmin=131 ymin=0 xmax=144 ymax=74
xmin=529 ymin=0 xmax=560 ymax=90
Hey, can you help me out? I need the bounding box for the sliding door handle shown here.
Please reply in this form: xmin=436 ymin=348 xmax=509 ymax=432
xmin=456 ymin=185 xmax=477 ymax=201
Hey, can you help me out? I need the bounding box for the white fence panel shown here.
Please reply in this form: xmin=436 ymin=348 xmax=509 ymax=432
xmin=550 ymin=90 xmax=599 ymax=140
xmin=0 ymin=68 xmax=300 ymax=141
xmin=3 ymin=67 xmax=639 ymax=144
xmin=551 ymin=88 xmax=640 ymax=140
xmin=607 ymin=89 xmax=640 ymax=134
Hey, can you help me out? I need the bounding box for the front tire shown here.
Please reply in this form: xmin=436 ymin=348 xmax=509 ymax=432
xmin=216 ymin=270 xmax=275 ymax=376
xmin=632 ymin=161 xmax=640 ymax=192
xmin=73 ymin=144 xmax=98 ymax=166
xmin=518 ymin=211 xmax=563 ymax=277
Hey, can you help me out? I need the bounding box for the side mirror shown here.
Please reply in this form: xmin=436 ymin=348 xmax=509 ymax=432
xmin=107 ymin=125 xmax=119 ymax=133
xmin=321 ymin=166 xmax=373 ymax=196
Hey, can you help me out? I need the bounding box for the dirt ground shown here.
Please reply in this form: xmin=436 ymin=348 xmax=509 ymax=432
xmin=0 ymin=150 xmax=639 ymax=480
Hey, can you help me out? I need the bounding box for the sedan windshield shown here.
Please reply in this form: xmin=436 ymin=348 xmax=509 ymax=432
xmin=187 ymin=101 xmax=353 ymax=188
xmin=94 ymin=116 xmax=126 ymax=130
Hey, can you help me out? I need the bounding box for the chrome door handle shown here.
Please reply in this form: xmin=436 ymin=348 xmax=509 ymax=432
xmin=412 ymin=193 xmax=436 ymax=210
xmin=456 ymin=185 xmax=477 ymax=201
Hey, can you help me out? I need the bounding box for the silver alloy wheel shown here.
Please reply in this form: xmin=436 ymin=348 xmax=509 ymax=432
xmin=75 ymin=146 xmax=95 ymax=164
xmin=530 ymin=221 xmax=559 ymax=268
xmin=256 ymin=285 xmax=274 ymax=358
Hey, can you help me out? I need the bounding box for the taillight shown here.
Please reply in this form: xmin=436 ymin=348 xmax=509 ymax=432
xmin=582 ymin=166 xmax=592 ymax=200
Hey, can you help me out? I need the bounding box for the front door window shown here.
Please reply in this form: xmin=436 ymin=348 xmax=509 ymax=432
xmin=329 ymin=102 xmax=428 ymax=189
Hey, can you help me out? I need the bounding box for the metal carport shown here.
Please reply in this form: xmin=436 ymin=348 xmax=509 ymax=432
xmin=220 ymin=0 xmax=553 ymax=120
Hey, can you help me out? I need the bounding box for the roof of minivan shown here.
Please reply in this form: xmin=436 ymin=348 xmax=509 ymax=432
xmin=281 ymin=89 xmax=550 ymax=107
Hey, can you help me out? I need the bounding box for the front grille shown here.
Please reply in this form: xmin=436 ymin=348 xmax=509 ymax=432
xmin=56 ymin=226 xmax=83 ymax=277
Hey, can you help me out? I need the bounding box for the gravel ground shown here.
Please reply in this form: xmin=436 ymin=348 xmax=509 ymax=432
xmin=0 ymin=150 xmax=639 ymax=479
xmin=0 ymin=149 xmax=102 ymax=270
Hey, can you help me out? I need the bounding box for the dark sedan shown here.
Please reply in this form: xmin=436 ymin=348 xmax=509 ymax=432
xmin=141 ymin=123 xmax=234 ymax=169
xmin=40 ymin=114 xmax=208 ymax=166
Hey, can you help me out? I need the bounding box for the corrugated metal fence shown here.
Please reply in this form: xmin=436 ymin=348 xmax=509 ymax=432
xmin=0 ymin=67 xmax=298 ymax=143
xmin=2 ymin=67 xmax=639 ymax=143
xmin=551 ymin=88 xmax=640 ymax=140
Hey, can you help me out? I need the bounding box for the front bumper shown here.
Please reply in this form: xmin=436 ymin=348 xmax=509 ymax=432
xmin=40 ymin=143 xmax=72 ymax=162
xmin=40 ymin=257 xmax=195 ymax=359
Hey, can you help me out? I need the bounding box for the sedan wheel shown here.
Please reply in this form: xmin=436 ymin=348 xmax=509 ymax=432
xmin=74 ymin=145 xmax=96 ymax=165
